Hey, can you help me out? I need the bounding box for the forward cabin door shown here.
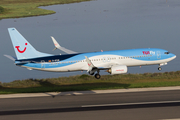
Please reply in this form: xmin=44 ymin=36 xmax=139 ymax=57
xmin=157 ymin=51 xmax=161 ymax=59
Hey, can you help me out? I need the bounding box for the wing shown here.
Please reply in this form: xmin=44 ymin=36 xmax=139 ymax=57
xmin=51 ymin=36 xmax=77 ymax=54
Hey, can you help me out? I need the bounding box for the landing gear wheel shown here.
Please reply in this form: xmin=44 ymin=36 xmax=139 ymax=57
xmin=95 ymin=74 xmax=101 ymax=79
xmin=158 ymin=67 xmax=162 ymax=71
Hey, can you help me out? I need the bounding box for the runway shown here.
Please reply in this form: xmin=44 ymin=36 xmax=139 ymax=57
xmin=1 ymin=88 xmax=180 ymax=120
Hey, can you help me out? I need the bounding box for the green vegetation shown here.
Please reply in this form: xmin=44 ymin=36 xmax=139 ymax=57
xmin=0 ymin=0 xmax=91 ymax=19
xmin=0 ymin=6 xmax=5 ymax=14
xmin=1 ymin=71 xmax=180 ymax=94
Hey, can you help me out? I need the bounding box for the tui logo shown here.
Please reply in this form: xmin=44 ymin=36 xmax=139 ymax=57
xmin=15 ymin=43 xmax=27 ymax=53
xmin=142 ymin=51 xmax=155 ymax=55
xmin=142 ymin=51 xmax=150 ymax=55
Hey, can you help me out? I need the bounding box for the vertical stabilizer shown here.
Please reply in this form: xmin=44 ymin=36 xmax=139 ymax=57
xmin=8 ymin=28 xmax=52 ymax=60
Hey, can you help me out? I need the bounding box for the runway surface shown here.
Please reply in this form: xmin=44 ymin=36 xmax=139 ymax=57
xmin=1 ymin=89 xmax=180 ymax=120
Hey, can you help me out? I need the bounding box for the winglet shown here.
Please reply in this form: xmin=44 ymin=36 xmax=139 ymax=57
xmin=51 ymin=36 xmax=61 ymax=50
xmin=85 ymin=56 xmax=99 ymax=75
xmin=50 ymin=36 xmax=77 ymax=54
xmin=85 ymin=56 xmax=95 ymax=69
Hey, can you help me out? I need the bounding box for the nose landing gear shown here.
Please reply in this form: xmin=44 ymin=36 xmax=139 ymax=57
xmin=158 ymin=67 xmax=162 ymax=71
xmin=158 ymin=63 xmax=167 ymax=71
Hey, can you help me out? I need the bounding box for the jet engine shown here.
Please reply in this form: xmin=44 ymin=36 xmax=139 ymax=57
xmin=107 ymin=65 xmax=127 ymax=75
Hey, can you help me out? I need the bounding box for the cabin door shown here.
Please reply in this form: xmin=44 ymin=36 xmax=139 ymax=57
xmin=41 ymin=60 xmax=45 ymax=68
xmin=157 ymin=51 xmax=161 ymax=59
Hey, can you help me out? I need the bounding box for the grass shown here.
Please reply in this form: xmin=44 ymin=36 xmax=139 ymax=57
xmin=1 ymin=71 xmax=180 ymax=94
xmin=0 ymin=0 xmax=91 ymax=19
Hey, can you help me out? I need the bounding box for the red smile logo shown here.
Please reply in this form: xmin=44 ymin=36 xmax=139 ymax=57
xmin=88 ymin=63 xmax=91 ymax=66
xmin=15 ymin=43 xmax=27 ymax=53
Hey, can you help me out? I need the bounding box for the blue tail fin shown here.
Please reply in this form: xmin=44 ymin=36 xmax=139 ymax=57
xmin=8 ymin=28 xmax=52 ymax=60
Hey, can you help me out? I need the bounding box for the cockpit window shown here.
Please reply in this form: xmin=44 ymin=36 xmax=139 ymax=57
xmin=164 ymin=52 xmax=170 ymax=54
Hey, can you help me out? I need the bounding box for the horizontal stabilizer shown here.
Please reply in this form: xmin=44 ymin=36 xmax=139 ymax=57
xmin=15 ymin=61 xmax=29 ymax=65
xmin=4 ymin=54 xmax=17 ymax=61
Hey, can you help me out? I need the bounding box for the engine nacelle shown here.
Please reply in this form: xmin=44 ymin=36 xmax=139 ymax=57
xmin=107 ymin=65 xmax=127 ymax=75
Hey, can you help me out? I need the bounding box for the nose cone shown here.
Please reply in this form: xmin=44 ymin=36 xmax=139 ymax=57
xmin=170 ymin=53 xmax=176 ymax=60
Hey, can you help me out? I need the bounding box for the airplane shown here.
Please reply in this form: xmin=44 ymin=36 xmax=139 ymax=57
xmin=4 ymin=28 xmax=176 ymax=79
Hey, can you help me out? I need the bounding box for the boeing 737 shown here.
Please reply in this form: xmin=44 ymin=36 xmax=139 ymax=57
xmin=5 ymin=28 xmax=176 ymax=79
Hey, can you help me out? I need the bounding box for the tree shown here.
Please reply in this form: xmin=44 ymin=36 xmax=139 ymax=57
xmin=0 ymin=6 xmax=4 ymax=14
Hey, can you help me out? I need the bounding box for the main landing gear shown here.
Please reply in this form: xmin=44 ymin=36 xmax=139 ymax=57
xmin=93 ymin=70 xmax=101 ymax=79
xmin=95 ymin=73 xmax=101 ymax=79
xmin=88 ymin=69 xmax=101 ymax=79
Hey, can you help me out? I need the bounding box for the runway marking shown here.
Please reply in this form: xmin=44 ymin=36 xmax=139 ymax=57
xmin=81 ymin=100 xmax=180 ymax=107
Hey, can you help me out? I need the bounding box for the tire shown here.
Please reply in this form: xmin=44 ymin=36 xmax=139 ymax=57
xmin=95 ymin=74 xmax=101 ymax=79
xmin=158 ymin=67 xmax=162 ymax=71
